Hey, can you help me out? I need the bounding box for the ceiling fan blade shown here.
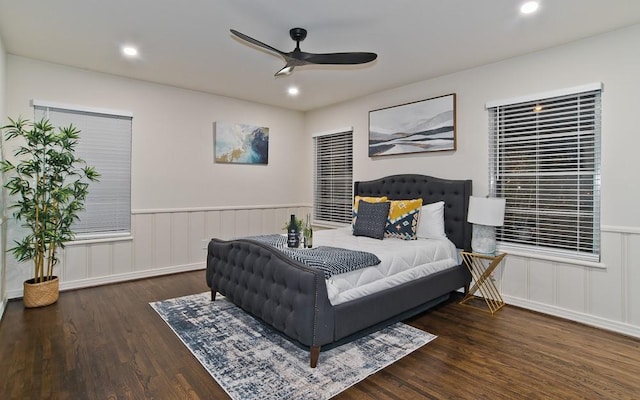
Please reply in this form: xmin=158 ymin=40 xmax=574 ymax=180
xmin=301 ymin=52 xmax=378 ymax=65
xmin=230 ymin=29 xmax=285 ymax=57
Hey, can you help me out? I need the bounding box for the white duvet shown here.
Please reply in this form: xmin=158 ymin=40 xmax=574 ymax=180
xmin=314 ymin=227 xmax=460 ymax=305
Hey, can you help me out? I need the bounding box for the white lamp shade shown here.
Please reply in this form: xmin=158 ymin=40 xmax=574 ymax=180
xmin=467 ymin=196 xmax=506 ymax=226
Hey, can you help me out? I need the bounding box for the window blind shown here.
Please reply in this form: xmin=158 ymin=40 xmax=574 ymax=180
xmin=34 ymin=104 xmax=132 ymax=238
xmin=488 ymin=87 xmax=601 ymax=262
xmin=313 ymin=130 xmax=353 ymax=225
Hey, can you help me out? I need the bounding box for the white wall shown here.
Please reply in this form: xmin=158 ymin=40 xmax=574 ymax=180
xmin=7 ymin=56 xmax=309 ymax=209
xmin=4 ymin=56 xmax=310 ymax=296
xmin=306 ymin=24 xmax=640 ymax=337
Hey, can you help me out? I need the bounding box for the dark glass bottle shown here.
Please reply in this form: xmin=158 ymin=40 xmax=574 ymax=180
xmin=287 ymin=214 xmax=299 ymax=248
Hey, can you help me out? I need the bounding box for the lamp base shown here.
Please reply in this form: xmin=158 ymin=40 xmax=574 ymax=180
xmin=471 ymin=224 xmax=497 ymax=255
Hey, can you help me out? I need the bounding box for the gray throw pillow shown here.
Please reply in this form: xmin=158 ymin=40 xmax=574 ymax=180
xmin=353 ymin=200 xmax=390 ymax=240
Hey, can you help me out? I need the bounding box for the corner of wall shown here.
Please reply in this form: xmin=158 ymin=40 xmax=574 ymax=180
xmin=0 ymin=31 xmax=8 ymax=321
xmin=0 ymin=297 xmax=7 ymax=323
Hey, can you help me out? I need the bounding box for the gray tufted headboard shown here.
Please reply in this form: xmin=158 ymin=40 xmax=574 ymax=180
xmin=353 ymin=174 xmax=472 ymax=251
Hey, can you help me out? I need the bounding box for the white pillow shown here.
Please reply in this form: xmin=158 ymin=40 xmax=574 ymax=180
xmin=416 ymin=201 xmax=446 ymax=239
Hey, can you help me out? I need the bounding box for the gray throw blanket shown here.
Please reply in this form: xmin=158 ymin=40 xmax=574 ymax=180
xmin=244 ymin=234 xmax=381 ymax=279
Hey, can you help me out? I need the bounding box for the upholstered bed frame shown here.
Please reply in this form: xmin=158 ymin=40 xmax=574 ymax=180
xmin=206 ymin=174 xmax=472 ymax=367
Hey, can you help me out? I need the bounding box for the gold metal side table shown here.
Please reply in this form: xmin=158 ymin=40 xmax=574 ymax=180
xmin=459 ymin=251 xmax=507 ymax=314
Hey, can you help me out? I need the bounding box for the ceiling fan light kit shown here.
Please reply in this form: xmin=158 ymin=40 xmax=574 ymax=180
xmin=276 ymin=66 xmax=294 ymax=77
xmin=230 ymin=27 xmax=377 ymax=77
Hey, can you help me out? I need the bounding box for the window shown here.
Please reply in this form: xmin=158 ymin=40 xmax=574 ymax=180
xmin=487 ymin=84 xmax=601 ymax=262
xmin=313 ymin=128 xmax=353 ymax=225
xmin=34 ymin=101 xmax=132 ymax=239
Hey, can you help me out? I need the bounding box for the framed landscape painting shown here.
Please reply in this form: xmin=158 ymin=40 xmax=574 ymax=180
xmin=214 ymin=122 xmax=269 ymax=164
xmin=368 ymin=93 xmax=456 ymax=157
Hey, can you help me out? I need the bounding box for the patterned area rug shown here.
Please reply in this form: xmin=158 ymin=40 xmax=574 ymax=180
xmin=150 ymin=292 xmax=436 ymax=400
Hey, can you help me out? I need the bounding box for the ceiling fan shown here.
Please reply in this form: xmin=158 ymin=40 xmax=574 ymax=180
xmin=230 ymin=27 xmax=378 ymax=77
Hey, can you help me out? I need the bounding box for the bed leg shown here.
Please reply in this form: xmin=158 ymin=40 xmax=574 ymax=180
xmin=310 ymin=346 xmax=321 ymax=368
xmin=211 ymin=290 xmax=217 ymax=301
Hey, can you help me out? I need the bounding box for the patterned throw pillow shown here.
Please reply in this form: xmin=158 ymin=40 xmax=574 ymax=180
xmin=353 ymin=200 xmax=390 ymax=240
xmin=385 ymin=199 xmax=423 ymax=240
xmin=352 ymin=196 xmax=388 ymax=227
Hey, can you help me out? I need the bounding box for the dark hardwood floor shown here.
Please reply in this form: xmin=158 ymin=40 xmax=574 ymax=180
xmin=1 ymin=270 xmax=639 ymax=399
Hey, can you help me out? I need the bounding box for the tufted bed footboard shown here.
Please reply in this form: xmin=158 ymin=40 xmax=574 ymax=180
xmin=206 ymin=237 xmax=335 ymax=367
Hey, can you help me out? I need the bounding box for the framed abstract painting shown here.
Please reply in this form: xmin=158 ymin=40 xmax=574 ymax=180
xmin=368 ymin=93 xmax=456 ymax=157
xmin=214 ymin=122 xmax=269 ymax=164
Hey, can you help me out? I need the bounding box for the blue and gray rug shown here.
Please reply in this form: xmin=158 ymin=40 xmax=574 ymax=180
xmin=150 ymin=292 xmax=436 ymax=400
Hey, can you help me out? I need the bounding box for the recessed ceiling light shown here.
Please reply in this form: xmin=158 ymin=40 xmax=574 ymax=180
xmin=121 ymin=45 xmax=139 ymax=57
xmin=287 ymin=86 xmax=299 ymax=96
xmin=520 ymin=1 xmax=539 ymax=15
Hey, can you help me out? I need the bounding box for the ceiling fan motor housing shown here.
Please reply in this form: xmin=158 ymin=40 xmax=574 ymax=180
xmin=289 ymin=28 xmax=307 ymax=42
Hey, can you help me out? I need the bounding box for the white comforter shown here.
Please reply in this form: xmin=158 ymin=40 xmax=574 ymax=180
xmin=314 ymin=227 xmax=460 ymax=305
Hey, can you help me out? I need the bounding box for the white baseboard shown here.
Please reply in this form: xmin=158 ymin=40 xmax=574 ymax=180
xmin=6 ymin=262 xmax=205 ymax=300
xmin=503 ymin=295 xmax=640 ymax=339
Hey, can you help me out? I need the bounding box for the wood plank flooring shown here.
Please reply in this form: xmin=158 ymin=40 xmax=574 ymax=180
xmin=1 ymin=270 xmax=639 ymax=399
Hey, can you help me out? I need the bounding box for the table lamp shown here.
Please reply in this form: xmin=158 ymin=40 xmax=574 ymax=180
xmin=467 ymin=196 xmax=506 ymax=255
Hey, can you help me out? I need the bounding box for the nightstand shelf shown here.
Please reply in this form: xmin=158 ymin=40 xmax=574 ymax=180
xmin=460 ymin=251 xmax=507 ymax=314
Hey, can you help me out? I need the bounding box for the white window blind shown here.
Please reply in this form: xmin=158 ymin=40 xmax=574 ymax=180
xmin=313 ymin=129 xmax=353 ymax=225
xmin=488 ymin=86 xmax=601 ymax=262
xmin=34 ymin=103 xmax=132 ymax=239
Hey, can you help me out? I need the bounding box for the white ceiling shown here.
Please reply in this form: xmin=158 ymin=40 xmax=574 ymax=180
xmin=1 ymin=0 xmax=639 ymax=111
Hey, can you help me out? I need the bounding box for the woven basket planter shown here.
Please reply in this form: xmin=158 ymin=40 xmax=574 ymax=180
xmin=23 ymin=276 xmax=59 ymax=308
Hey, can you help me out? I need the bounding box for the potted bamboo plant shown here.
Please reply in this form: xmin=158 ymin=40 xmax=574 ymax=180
xmin=1 ymin=117 xmax=99 ymax=307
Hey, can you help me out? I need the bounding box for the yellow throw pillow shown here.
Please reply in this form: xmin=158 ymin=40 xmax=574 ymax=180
xmin=385 ymin=199 xmax=423 ymax=240
xmin=352 ymin=196 xmax=388 ymax=227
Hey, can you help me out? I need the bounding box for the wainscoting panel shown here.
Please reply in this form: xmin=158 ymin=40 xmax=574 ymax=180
xmin=590 ymin=231 xmax=625 ymax=322
xmin=189 ymin=212 xmax=206 ymax=265
xmin=221 ymin=210 xmax=237 ymax=238
xmin=233 ymin=209 xmax=249 ymax=238
xmin=204 ymin=211 xmax=222 ymax=242
xmin=590 ymin=266 xmax=624 ymax=322
xmin=154 ymin=213 xmax=172 ymax=269
xmin=112 ymin=240 xmax=134 ymax=275
xmin=501 ymin=256 xmax=527 ymax=299
xmin=89 ymin=243 xmax=112 ymax=277
xmin=261 ymin=209 xmax=277 ymax=236
xmin=133 ymin=213 xmax=154 ymax=272
xmin=528 ymin=259 xmax=555 ymax=305
xmin=630 ymin=234 xmax=640 ymax=327
xmin=5 ymin=204 xmax=311 ymax=299
xmin=63 ymin=244 xmax=89 ymax=282
xmin=170 ymin=212 xmax=190 ymax=267
xmin=502 ymin=227 xmax=640 ymax=338
xmin=555 ymin=263 xmax=587 ymax=314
